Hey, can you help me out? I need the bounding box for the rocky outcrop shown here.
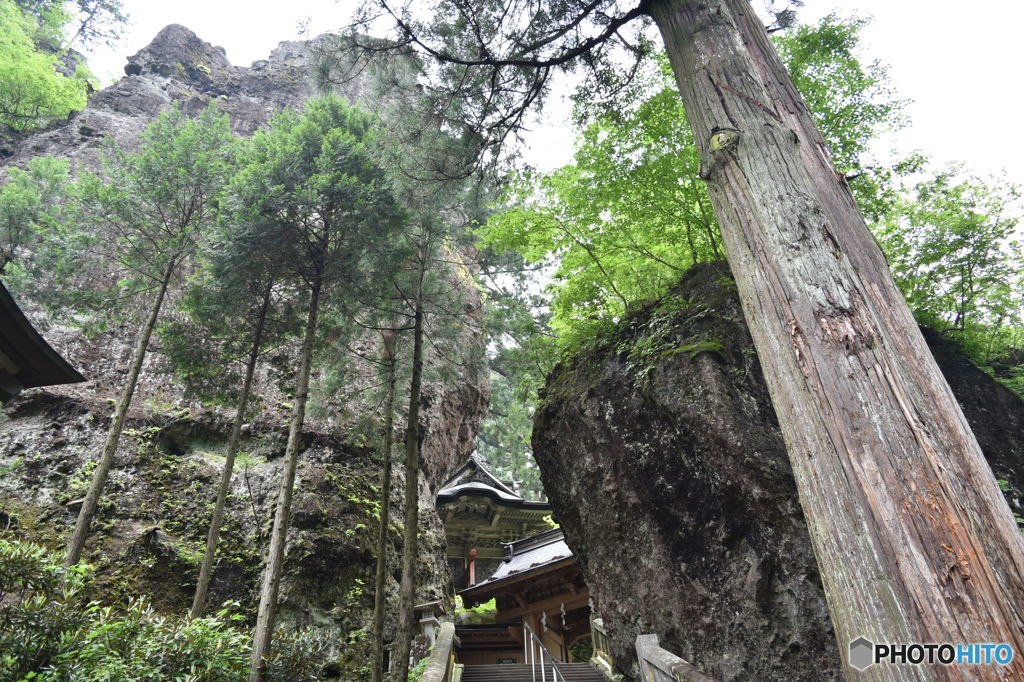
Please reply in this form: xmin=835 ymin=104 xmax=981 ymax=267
xmin=0 ymin=22 xmax=488 ymax=679
xmin=532 ymin=262 xmax=1024 ymax=681
xmin=1 ymin=24 xmax=339 ymax=167
xmin=0 ymin=388 xmax=453 ymax=679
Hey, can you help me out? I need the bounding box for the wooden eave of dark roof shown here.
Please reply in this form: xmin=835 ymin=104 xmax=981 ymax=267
xmin=0 ymin=282 xmax=85 ymax=394
xmin=439 ymin=456 xmax=520 ymax=497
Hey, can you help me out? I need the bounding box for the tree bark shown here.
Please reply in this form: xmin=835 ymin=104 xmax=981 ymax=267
xmin=647 ymin=1 xmax=1024 ymax=678
xmin=370 ymin=329 xmax=398 ymax=682
xmin=391 ymin=258 xmax=427 ymax=682
xmin=248 ymin=276 xmax=321 ymax=681
xmin=191 ymin=284 xmax=272 ymax=618
xmin=64 ymin=258 xmax=177 ymax=566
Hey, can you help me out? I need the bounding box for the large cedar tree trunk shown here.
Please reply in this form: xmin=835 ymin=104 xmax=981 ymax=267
xmin=647 ymin=0 xmax=1024 ymax=678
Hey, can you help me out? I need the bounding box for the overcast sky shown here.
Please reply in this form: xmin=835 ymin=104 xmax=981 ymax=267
xmin=85 ymin=0 xmax=1024 ymax=183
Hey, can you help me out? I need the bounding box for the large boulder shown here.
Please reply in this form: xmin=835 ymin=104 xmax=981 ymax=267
xmin=532 ymin=262 xmax=1024 ymax=681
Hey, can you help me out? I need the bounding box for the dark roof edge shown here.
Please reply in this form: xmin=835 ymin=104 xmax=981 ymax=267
xmin=436 ymin=486 xmax=553 ymax=511
xmin=440 ymin=454 xmax=520 ymax=498
xmin=0 ymin=282 xmax=85 ymax=388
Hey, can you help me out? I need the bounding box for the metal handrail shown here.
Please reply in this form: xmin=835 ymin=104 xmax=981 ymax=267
xmin=522 ymin=620 xmax=568 ymax=682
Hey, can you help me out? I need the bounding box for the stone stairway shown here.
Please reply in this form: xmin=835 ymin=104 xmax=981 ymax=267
xmin=460 ymin=663 xmax=607 ymax=682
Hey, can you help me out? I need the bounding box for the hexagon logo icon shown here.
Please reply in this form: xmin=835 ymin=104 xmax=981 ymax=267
xmin=849 ymin=636 xmax=874 ymax=670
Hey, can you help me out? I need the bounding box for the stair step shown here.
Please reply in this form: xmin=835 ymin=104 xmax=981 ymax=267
xmin=460 ymin=663 xmax=606 ymax=682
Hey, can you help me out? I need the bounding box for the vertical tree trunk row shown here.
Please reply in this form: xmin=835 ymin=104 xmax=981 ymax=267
xmin=64 ymin=258 xmax=177 ymax=566
xmin=649 ymin=0 xmax=1024 ymax=679
xmin=392 ymin=252 xmax=427 ymax=682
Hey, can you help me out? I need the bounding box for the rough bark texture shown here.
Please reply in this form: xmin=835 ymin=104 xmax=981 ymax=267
xmin=64 ymin=259 xmax=175 ymax=565
xmin=371 ymin=337 xmax=397 ymax=682
xmin=647 ymin=0 xmax=1024 ymax=678
xmin=533 ymin=263 xmax=1024 ymax=681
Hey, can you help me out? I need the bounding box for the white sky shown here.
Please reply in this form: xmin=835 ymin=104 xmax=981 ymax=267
xmin=84 ymin=0 xmax=1024 ymax=183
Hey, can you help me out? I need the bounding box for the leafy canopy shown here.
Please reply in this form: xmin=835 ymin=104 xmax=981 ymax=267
xmin=0 ymin=0 xmax=89 ymax=131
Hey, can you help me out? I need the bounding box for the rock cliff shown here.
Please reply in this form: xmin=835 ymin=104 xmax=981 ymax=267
xmin=533 ymin=262 xmax=1024 ymax=681
xmin=0 ymin=24 xmax=488 ymax=679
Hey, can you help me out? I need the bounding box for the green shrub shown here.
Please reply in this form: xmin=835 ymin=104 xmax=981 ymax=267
xmin=0 ymin=538 xmax=329 ymax=680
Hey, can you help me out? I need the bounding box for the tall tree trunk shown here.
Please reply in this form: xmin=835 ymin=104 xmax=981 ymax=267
xmin=248 ymin=276 xmax=322 ymax=681
xmin=391 ymin=262 xmax=427 ymax=682
xmin=648 ymin=0 xmax=1024 ymax=678
xmin=191 ymin=284 xmax=273 ymax=618
xmin=371 ymin=329 xmax=398 ymax=682
xmin=64 ymin=258 xmax=177 ymax=566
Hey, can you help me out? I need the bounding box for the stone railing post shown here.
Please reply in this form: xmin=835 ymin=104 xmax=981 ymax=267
xmin=635 ymin=633 xmax=719 ymax=682
xmin=422 ymin=622 xmax=458 ymax=682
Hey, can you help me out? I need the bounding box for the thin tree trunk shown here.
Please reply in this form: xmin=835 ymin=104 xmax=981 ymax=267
xmin=64 ymin=258 xmax=176 ymax=566
xmin=648 ymin=0 xmax=1024 ymax=678
xmin=391 ymin=258 xmax=427 ymax=682
xmin=371 ymin=329 xmax=398 ymax=682
xmin=248 ymin=276 xmax=322 ymax=681
xmin=190 ymin=284 xmax=272 ymax=618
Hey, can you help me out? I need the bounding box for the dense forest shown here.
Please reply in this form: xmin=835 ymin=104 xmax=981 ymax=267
xmin=1 ymin=0 xmax=1022 ymax=680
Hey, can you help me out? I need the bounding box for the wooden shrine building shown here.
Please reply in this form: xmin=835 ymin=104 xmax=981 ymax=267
xmin=456 ymin=528 xmax=591 ymax=666
xmin=437 ymin=454 xmax=554 ymax=588
xmin=0 ymin=282 xmax=85 ymax=402
xmin=436 ymin=456 xmax=593 ymax=667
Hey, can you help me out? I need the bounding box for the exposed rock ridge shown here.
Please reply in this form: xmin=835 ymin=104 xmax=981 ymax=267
xmin=2 ymin=24 xmax=329 ymax=165
xmin=532 ymin=262 xmax=1024 ymax=681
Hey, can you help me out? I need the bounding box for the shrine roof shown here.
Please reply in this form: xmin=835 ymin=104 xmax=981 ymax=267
xmin=0 ymin=282 xmax=85 ymax=402
xmin=461 ymin=528 xmax=574 ymax=597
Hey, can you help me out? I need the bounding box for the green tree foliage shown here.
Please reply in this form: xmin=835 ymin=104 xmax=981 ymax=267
xmin=14 ymin=0 xmax=127 ymax=50
xmin=0 ymin=538 xmax=328 ymax=681
xmin=238 ymin=96 xmax=404 ymax=680
xmin=0 ymin=0 xmax=89 ymax=131
xmin=481 ymin=16 xmax=908 ymax=355
xmin=0 ymin=155 xmax=70 ymax=275
xmin=476 ymin=371 xmax=544 ymax=499
xmin=775 ymin=14 xmax=906 ymax=178
xmin=482 ymin=63 xmax=722 ymax=348
xmin=876 ymin=166 xmax=1024 ymax=364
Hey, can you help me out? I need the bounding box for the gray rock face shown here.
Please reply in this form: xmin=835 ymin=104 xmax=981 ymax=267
xmin=0 ymin=389 xmax=451 ymax=677
xmin=1 ymin=24 xmax=324 ymax=167
xmin=532 ymin=262 xmax=1024 ymax=681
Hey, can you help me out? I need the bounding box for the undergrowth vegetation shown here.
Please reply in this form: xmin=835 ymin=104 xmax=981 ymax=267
xmin=0 ymin=538 xmax=329 ymax=681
